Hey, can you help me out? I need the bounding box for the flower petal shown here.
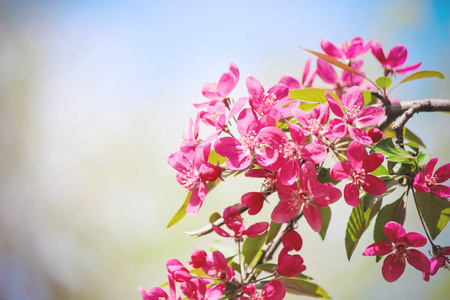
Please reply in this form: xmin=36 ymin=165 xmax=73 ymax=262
xmin=435 ymin=163 xmax=450 ymax=183
xmin=349 ymin=126 xmax=373 ymax=145
xmin=405 ymin=232 xmax=427 ymax=247
xmin=425 ymin=158 xmax=438 ymax=178
xmin=240 ymin=192 xmax=265 ymax=215
xmin=356 ymin=106 xmax=386 ymax=126
xmin=362 ymin=174 xmax=387 ymax=196
xmin=262 ymin=280 xmax=286 ymax=300
xmin=325 ymin=93 xmax=345 ymax=118
xmin=279 ymin=76 xmax=301 ymax=90
xmin=320 ymin=38 xmax=343 ymax=59
xmin=395 ymin=61 xmax=422 ymax=75
xmin=383 ymin=221 xmax=406 ymax=243
xmin=363 ymin=241 xmax=394 ymax=256
xmin=330 ymin=161 xmax=351 ymax=181
xmin=303 ymin=203 xmax=322 ymax=232
xmin=317 ymin=59 xmax=338 ymax=84
xmin=347 ymin=141 xmax=366 ymax=170
xmin=363 ymin=153 xmax=385 ymax=173
xmin=382 ymin=253 xmax=405 ymax=282
xmin=432 ymin=184 xmax=450 ymax=198
xmin=271 ymin=200 xmax=299 ymax=223
xmin=342 ymin=86 xmax=363 ymax=109
xmin=344 ymin=183 xmax=360 ymax=207
xmin=244 ymin=222 xmax=270 ymax=237
xmin=406 ymin=249 xmax=430 ymax=273
xmin=413 ymin=172 xmax=430 ymax=193
xmin=371 ymin=40 xmax=386 ymax=64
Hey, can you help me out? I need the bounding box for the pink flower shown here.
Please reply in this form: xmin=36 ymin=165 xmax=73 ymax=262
xmin=271 ymin=161 xmax=342 ymax=231
xmin=180 ymin=277 xmax=225 ymax=300
xmin=372 ymin=41 xmax=422 ymax=76
xmin=195 ymin=62 xmax=239 ymax=108
xmin=246 ymin=76 xmax=290 ymax=120
xmin=330 ymin=141 xmax=387 ymax=207
xmin=166 ymin=259 xmax=191 ymax=282
xmin=139 ymin=286 xmax=170 ymax=300
xmin=238 ymin=280 xmax=286 ymax=300
xmin=214 ymin=108 xmax=276 ymax=170
xmin=423 ymin=246 xmax=450 ymax=281
xmin=212 ymin=206 xmax=269 ymax=239
xmin=168 ymin=144 xmax=221 ymax=215
xmin=240 ymin=192 xmax=267 ymax=215
xmin=413 ymin=158 xmax=450 ymax=198
xmin=189 ymin=249 xmax=207 ymax=269
xmin=363 ymin=221 xmax=430 ymax=282
xmin=321 ymin=37 xmax=372 ymax=60
xmin=201 ymin=251 xmax=235 ymax=283
xmin=325 ymin=86 xmax=385 ymax=145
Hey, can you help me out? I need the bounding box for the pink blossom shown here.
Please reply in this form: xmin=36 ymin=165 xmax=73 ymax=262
xmin=201 ymin=251 xmax=235 ymax=283
xmin=271 ymin=161 xmax=342 ymax=231
xmin=363 ymin=221 xmax=430 ymax=282
xmin=199 ymin=100 xmax=227 ymax=130
xmin=325 ymin=86 xmax=385 ymax=145
xmin=423 ymin=246 xmax=450 ymax=281
xmin=321 ymin=37 xmax=372 ymax=60
xmin=238 ymin=280 xmax=286 ymax=300
xmin=180 ymin=114 xmax=201 ymax=159
xmin=372 ymin=41 xmax=422 ymax=76
xmin=189 ymin=249 xmax=207 ymax=269
xmin=214 ymin=108 xmax=276 ymax=170
xmin=166 ymin=259 xmax=191 ymax=282
xmin=139 ymin=286 xmax=170 ymax=300
xmin=246 ymin=76 xmax=290 ymax=120
xmin=240 ymin=192 xmax=266 ymax=215
xmin=195 ymin=62 xmax=239 ymax=108
xmin=282 ymin=229 xmax=303 ymax=251
xmin=212 ymin=206 xmax=269 ymax=239
xmin=168 ymin=144 xmax=221 ymax=215
xmin=279 ymin=58 xmax=316 ymax=89
xmin=367 ymin=128 xmax=383 ymax=144
xmin=330 ymin=141 xmax=386 ymax=207
xmin=277 ymin=248 xmax=306 ymax=277
xmin=413 ymin=158 xmax=450 ymax=198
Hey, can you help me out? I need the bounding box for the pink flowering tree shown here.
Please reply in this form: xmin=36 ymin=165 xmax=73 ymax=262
xmin=140 ymin=38 xmax=450 ymax=299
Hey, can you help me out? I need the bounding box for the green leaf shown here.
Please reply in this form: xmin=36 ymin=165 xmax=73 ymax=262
xmin=283 ymin=277 xmax=331 ymax=299
xmin=209 ymin=212 xmax=221 ymax=223
xmin=317 ymin=167 xmax=340 ymax=185
xmin=242 ymin=232 xmax=268 ymax=265
xmin=387 ymin=156 xmax=415 ymax=164
xmin=318 ymin=206 xmax=331 ymax=240
xmin=403 ymin=127 xmax=426 ymax=148
xmin=167 ymin=190 xmax=192 ymax=228
xmin=374 ymin=137 xmax=413 ymax=158
xmin=397 ymin=70 xmax=444 ymax=85
xmin=371 ymin=164 xmax=389 ymax=176
xmin=375 ymin=76 xmax=392 ymax=90
xmin=363 ymin=179 xmax=398 ymax=211
xmin=300 ymin=46 xmax=365 ymax=78
xmin=363 ymin=90 xmax=377 ymax=106
xmin=416 ymin=152 xmax=431 ymax=168
xmin=209 ymin=150 xmax=228 ymax=165
xmin=299 ymin=102 xmax=320 ymax=112
xmin=289 ymin=88 xmax=338 ymax=103
xmin=345 ymin=199 xmax=382 ymax=260
xmin=404 ymin=141 xmax=419 ymax=153
xmin=374 ymin=192 xmax=407 ymax=243
xmin=255 ymin=263 xmax=277 ymax=273
xmin=266 ymin=221 xmax=282 ymax=245
xmin=415 ymin=192 xmax=450 ymax=240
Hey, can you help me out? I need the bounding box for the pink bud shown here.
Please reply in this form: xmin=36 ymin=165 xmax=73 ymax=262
xmin=368 ymin=128 xmax=383 ymax=143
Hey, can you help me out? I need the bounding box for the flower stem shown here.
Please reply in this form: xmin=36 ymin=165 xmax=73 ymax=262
xmin=410 ymin=185 xmax=436 ymax=248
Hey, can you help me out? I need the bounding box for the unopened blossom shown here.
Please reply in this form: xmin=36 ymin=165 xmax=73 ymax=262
xmin=330 ymin=141 xmax=386 ymax=207
xmin=367 ymin=128 xmax=383 ymax=144
xmin=423 ymin=246 xmax=450 ymax=281
xmin=189 ymin=249 xmax=207 ymax=269
xmin=195 ymin=62 xmax=239 ymax=108
xmin=413 ymin=158 xmax=450 ymax=198
xmin=372 ymin=40 xmax=422 ymax=76
xmin=166 ymin=259 xmax=191 ymax=282
xmin=321 ymin=37 xmax=372 ymax=60
xmin=246 ymin=76 xmax=291 ymax=120
xmin=271 ymin=161 xmax=342 ymax=231
xmin=168 ymin=144 xmax=221 ymax=215
xmin=238 ymin=280 xmax=286 ymax=300
xmin=239 ymin=169 xmax=277 ymax=215
xmin=212 ymin=206 xmax=269 ymax=239
xmin=363 ymin=221 xmax=430 ymax=282
xmin=325 ymin=86 xmax=385 ymax=145
xmin=214 ymin=108 xmax=275 ymax=170
xmin=277 ymin=248 xmax=306 ymax=277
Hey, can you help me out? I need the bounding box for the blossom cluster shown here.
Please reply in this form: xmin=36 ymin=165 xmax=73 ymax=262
xmin=142 ymin=37 xmax=449 ymax=299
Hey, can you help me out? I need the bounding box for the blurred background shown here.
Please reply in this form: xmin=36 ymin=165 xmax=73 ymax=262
xmin=0 ymin=0 xmax=449 ymax=299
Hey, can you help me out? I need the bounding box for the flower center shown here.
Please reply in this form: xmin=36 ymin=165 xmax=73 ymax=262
xmin=209 ymin=82 xmax=218 ymax=93
xmin=345 ymin=105 xmax=361 ymax=124
xmin=351 ymin=169 xmax=366 ymax=185
xmin=288 ymin=189 xmax=311 ymax=212
xmin=263 ymin=92 xmax=277 ymax=108
xmin=426 ymin=175 xmax=437 ymax=188
xmin=210 ymin=111 xmax=223 ymax=123
xmin=308 ymin=118 xmax=321 ymax=136
xmin=241 ymin=130 xmax=258 ymax=150
xmin=179 ymin=170 xmax=199 ymax=190
xmin=278 ymin=138 xmax=297 ymax=159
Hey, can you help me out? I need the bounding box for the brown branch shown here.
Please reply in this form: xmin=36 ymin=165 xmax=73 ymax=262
xmin=392 ymin=104 xmax=421 ymax=147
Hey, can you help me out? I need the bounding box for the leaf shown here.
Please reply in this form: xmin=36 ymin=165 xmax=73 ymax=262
xmin=397 ymin=70 xmax=444 ymax=85
xmin=298 ymin=101 xmax=320 ymax=112
xmin=318 ymin=206 xmax=331 ymax=240
xmin=363 ymin=179 xmax=398 ymax=211
xmin=283 ymin=277 xmax=331 ymax=299
xmin=374 ymin=137 xmax=413 ymax=158
xmin=289 ymin=88 xmax=339 ymax=103
xmin=209 ymin=212 xmax=221 ymax=223
xmin=375 ymin=77 xmax=392 ymax=90
xmin=167 ymin=190 xmax=192 ymax=228
xmin=266 ymin=221 xmax=282 ymax=245
xmin=209 ymin=150 xmax=228 ymax=165
xmin=404 ymin=141 xmax=419 ymax=153
xmin=416 ymin=152 xmax=431 ymax=168
xmin=242 ymin=232 xmax=268 ymax=265
xmin=383 ymin=126 xmax=425 ymax=148
xmin=363 ymin=90 xmax=377 ymax=106
xmin=371 ymin=164 xmax=389 ymax=176
xmin=345 ymin=199 xmax=382 ymax=260
xmin=317 ymin=167 xmax=340 ymax=185
xmin=415 ymin=192 xmax=450 ymax=240
xmin=374 ymin=192 xmax=407 ymax=243
xmin=300 ymin=47 xmax=365 ymax=78
xmin=387 ymin=156 xmax=415 ymax=164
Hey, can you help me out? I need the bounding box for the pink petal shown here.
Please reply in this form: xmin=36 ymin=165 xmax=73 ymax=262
xmin=325 ymin=92 xmax=345 ymax=118
xmin=371 ymin=40 xmax=386 ymax=64
xmin=167 ymin=259 xmax=191 ymax=282
xmin=186 ymin=187 xmax=204 ymax=216
xmin=300 ymin=141 xmax=327 ymax=165
xmin=349 ymin=126 xmax=373 ymax=145
xmin=327 ymin=118 xmax=347 ymax=138
xmin=240 ymin=192 xmax=265 ymax=215
xmin=406 ymin=249 xmax=430 ymax=273
xmin=282 ymin=230 xmax=303 ymax=251
xmin=271 ymin=200 xmax=299 ymax=223
xmin=246 ymin=76 xmax=265 ymax=98
xmin=344 ymin=182 xmax=360 ymax=207
xmin=317 ymin=59 xmax=338 ymax=84
xmin=330 ymin=161 xmax=351 ymax=181
xmin=267 ymin=83 xmax=289 ymax=101
xmin=140 ymin=286 xmax=169 ymax=300
xmin=432 ymin=184 xmax=450 ymax=198
xmin=277 ymin=249 xmax=306 ymax=277
xmin=346 ymin=42 xmax=363 ymax=59
xmin=362 ymin=174 xmax=387 ymax=196
xmin=363 ymin=241 xmax=394 ymax=256
xmin=382 ymin=253 xmax=406 ymax=282
xmin=228 ymin=97 xmax=248 ymax=121
xmin=312 ymin=182 xmax=342 ymax=208
xmin=278 ymin=159 xmax=300 ymax=186
xmin=299 ymin=161 xmax=317 ymax=192
xmin=236 ymin=108 xmax=258 ymax=136
xmin=435 ymin=163 xmax=450 ymax=183
xmin=202 ymin=82 xmax=221 ymax=100
xmin=413 ymin=173 xmax=430 ymax=193
xmin=386 ymin=45 xmax=407 ymax=67
xmin=244 ymin=222 xmax=270 ymax=237
xmin=262 ymin=280 xmax=286 ymax=300
xmin=363 ymin=153 xmax=384 ymax=173
xmin=223 ymin=206 xmax=243 ymax=228
xmin=279 ymin=76 xmax=301 ymax=90
xmin=356 ymin=106 xmax=386 ymax=126
xmin=320 ymin=38 xmax=343 ymax=59
xmin=302 ymin=58 xmax=312 ymax=86
xmin=383 ymin=221 xmax=406 ymax=243
xmin=217 ymin=72 xmax=235 ymax=97
xmin=317 ymin=102 xmax=330 ymax=125
xmin=425 ymin=158 xmax=438 ymax=178
xmin=347 ymin=141 xmax=366 ymax=170
xmin=405 ymin=232 xmax=427 ymax=247
xmin=229 ymin=62 xmax=239 ymax=81
xmin=303 ymin=203 xmax=322 ymax=232
xmin=292 ymin=108 xmax=311 ymax=128
xmin=212 ymin=250 xmax=228 ymax=271
xmin=212 ymin=223 xmax=232 ymax=238
xmin=342 ymin=86 xmax=364 ymax=109
xmin=288 ymin=122 xmax=306 ymax=146
xmin=395 ymin=61 xmax=422 ymax=75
